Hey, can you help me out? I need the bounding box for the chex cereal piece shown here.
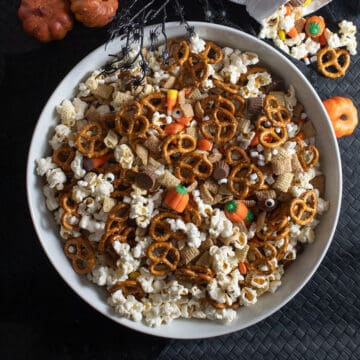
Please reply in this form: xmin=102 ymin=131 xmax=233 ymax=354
xmin=301 ymin=121 xmax=316 ymax=138
xmin=163 ymin=76 xmax=176 ymax=89
xmin=186 ymin=126 xmax=198 ymax=139
xmin=180 ymin=246 xmax=200 ymax=265
xmin=269 ymin=91 xmax=286 ymax=106
xmin=180 ymin=103 xmax=194 ymax=118
xmin=92 ymin=84 xmax=114 ymax=100
xmin=241 ymin=200 xmax=257 ymax=208
xmin=271 ymin=156 xmax=292 ymax=175
xmin=291 ymin=154 xmax=304 ymax=173
xmin=199 ymin=238 xmax=214 ymax=253
xmin=238 ymin=118 xmax=251 ymax=134
xmin=143 ymin=134 xmax=161 ymax=154
xmin=178 ymin=89 xmax=186 ymax=105
xmin=310 ymin=175 xmax=326 ymax=197
xmin=196 ymin=251 xmax=212 ymax=267
xmin=255 ymin=189 xmax=277 ymax=201
xmin=135 ymin=144 xmax=149 ymax=166
xmin=273 ymin=173 xmax=294 ymax=192
xmin=157 ymin=170 xmax=181 ymax=188
xmin=188 ymin=88 xmax=202 ymax=101
xmin=235 ymin=244 xmax=249 ymax=263
xmin=256 ymin=211 xmax=267 ymax=233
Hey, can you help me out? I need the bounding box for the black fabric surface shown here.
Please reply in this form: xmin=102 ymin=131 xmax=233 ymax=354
xmin=1 ymin=0 xmax=360 ymax=359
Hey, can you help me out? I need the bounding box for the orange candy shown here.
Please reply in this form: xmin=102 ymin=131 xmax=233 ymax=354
xmin=165 ymin=123 xmax=185 ymax=135
xmin=197 ymin=139 xmax=213 ymax=151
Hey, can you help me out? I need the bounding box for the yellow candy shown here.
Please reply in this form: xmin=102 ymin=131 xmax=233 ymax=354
xmin=167 ymin=89 xmax=178 ymax=115
xmin=303 ymin=0 xmax=312 ymax=7
xmin=278 ymin=29 xmax=286 ymax=41
xmin=128 ymin=271 xmax=140 ymax=280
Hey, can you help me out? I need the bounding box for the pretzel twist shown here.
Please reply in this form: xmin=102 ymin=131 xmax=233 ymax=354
xmin=64 ymin=237 xmax=95 ymax=275
xmin=200 ymin=108 xmax=238 ymax=144
xmin=162 ymin=133 xmax=197 ymax=164
xmin=228 ymin=163 xmax=265 ymax=198
xmin=147 ymin=242 xmax=180 ymax=276
xmin=175 ymin=152 xmax=213 ymax=184
xmin=109 ymin=280 xmax=145 ymax=300
xmin=317 ymin=47 xmax=350 ymax=79
xmin=290 ymin=190 xmax=318 ymax=225
xmin=76 ymin=121 xmax=109 ymax=158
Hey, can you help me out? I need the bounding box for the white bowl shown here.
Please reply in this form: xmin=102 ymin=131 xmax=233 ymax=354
xmin=26 ymin=22 xmax=342 ymax=339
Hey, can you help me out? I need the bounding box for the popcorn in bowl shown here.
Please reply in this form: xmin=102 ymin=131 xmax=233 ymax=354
xmin=36 ymin=34 xmax=329 ymax=327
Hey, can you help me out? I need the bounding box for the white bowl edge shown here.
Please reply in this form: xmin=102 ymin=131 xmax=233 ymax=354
xmin=26 ymin=21 xmax=342 ymax=339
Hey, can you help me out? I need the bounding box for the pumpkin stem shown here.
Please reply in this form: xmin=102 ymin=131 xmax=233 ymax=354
xmin=340 ymin=114 xmax=348 ymax=121
xmin=245 ymin=210 xmax=254 ymax=222
xmin=225 ymin=200 xmax=238 ymax=213
xmin=175 ymin=185 xmax=187 ymax=195
xmin=307 ymin=22 xmax=321 ymax=36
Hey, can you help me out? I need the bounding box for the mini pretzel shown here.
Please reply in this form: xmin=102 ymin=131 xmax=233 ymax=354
xmin=141 ymin=92 xmax=167 ymax=117
xmin=229 ymin=94 xmax=246 ymax=117
xmin=256 ymin=116 xmax=288 ymax=148
xmin=248 ymin=238 xmax=277 ymax=275
xmin=239 ymin=66 xmax=269 ymax=86
xmin=59 ymin=192 xmax=80 ymax=230
xmin=200 ymin=108 xmax=238 ymax=144
xmin=201 ymin=95 xmax=235 ymax=115
xmin=162 ymin=133 xmax=197 ymax=164
xmin=64 ymin=237 xmax=95 ymax=275
xmin=162 ymin=39 xmax=190 ymax=71
xmin=183 ymin=196 xmax=203 ymax=227
xmin=149 ymin=212 xmax=184 ymax=242
xmin=105 ymin=202 xmax=130 ymax=233
xmin=178 ymin=54 xmax=209 ymax=88
xmin=264 ymin=95 xmax=291 ymax=127
xmin=228 ymin=163 xmax=265 ymax=198
xmin=317 ymin=47 xmax=350 ymax=79
xmin=112 ymin=168 xmax=137 ymax=198
xmin=108 ymin=226 xmax=136 ymax=246
xmin=117 ymin=101 xmax=142 ymax=119
xmin=256 ymin=214 xmax=290 ymax=242
xmin=200 ymin=41 xmax=223 ymax=64
xmin=175 ymin=152 xmax=213 ymax=184
xmin=225 ymin=145 xmax=250 ymax=165
xmin=213 ymin=79 xmax=240 ymax=95
xmin=175 ymin=265 xmax=214 ymax=285
xmin=53 ymin=145 xmax=76 ymax=173
xmin=76 ymin=121 xmax=109 ymax=158
xmin=297 ymin=145 xmax=319 ymax=172
xmin=109 ymin=280 xmax=145 ymax=300
xmin=207 ymin=295 xmax=240 ymax=310
xmin=115 ymin=113 xmax=149 ymax=140
xmin=147 ymin=241 xmax=180 ymax=276
xmin=290 ymin=190 xmax=318 ymax=225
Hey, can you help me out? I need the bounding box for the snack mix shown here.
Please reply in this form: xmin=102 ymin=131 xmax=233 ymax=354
xmin=36 ymin=34 xmax=329 ymax=327
xmin=259 ymin=0 xmax=357 ymax=78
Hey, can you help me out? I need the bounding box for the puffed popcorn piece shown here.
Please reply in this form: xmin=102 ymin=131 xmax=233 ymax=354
xmin=46 ymin=168 xmax=67 ymax=191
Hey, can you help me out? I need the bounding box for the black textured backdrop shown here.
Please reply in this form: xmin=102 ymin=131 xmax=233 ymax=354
xmin=1 ymin=1 xmax=359 ymax=359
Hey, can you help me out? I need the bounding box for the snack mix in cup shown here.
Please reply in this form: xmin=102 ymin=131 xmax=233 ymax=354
xmin=259 ymin=1 xmax=357 ymax=77
xmin=36 ymin=34 xmax=330 ymax=327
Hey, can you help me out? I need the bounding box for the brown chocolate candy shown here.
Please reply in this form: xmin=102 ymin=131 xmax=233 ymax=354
xmin=294 ymin=18 xmax=306 ymax=34
xmin=247 ymin=97 xmax=264 ymax=116
xmin=135 ymin=170 xmax=156 ymax=190
xmin=289 ymin=0 xmax=306 ymax=6
xmin=83 ymin=157 xmax=95 ymax=171
xmin=212 ymin=161 xmax=230 ymax=180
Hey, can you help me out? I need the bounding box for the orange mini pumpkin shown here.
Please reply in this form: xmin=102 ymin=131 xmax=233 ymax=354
xmin=164 ymin=185 xmax=189 ymax=213
xmin=305 ymin=16 xmax=325 ymax=38
xmin=224 ymin=200 xmax=253 ymax=223
xmin=322 ymin=96 xmax=358 ymax=138
xmin=70 ymin=0 xmax=118 ymax=28
xmin=18 ymin=0 xmax=73 ymax=42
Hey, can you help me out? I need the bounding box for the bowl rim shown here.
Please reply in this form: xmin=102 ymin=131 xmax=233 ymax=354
xmin=26 ymin=21 xmax=342 ymax=339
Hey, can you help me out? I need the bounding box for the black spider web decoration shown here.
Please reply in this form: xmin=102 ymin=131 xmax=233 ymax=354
xmin=101 ymin=0 xmax=196 ymax=85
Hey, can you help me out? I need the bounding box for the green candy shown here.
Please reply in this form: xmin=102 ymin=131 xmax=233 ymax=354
xmin=307 ymin=22 xmax=321 ymax=36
